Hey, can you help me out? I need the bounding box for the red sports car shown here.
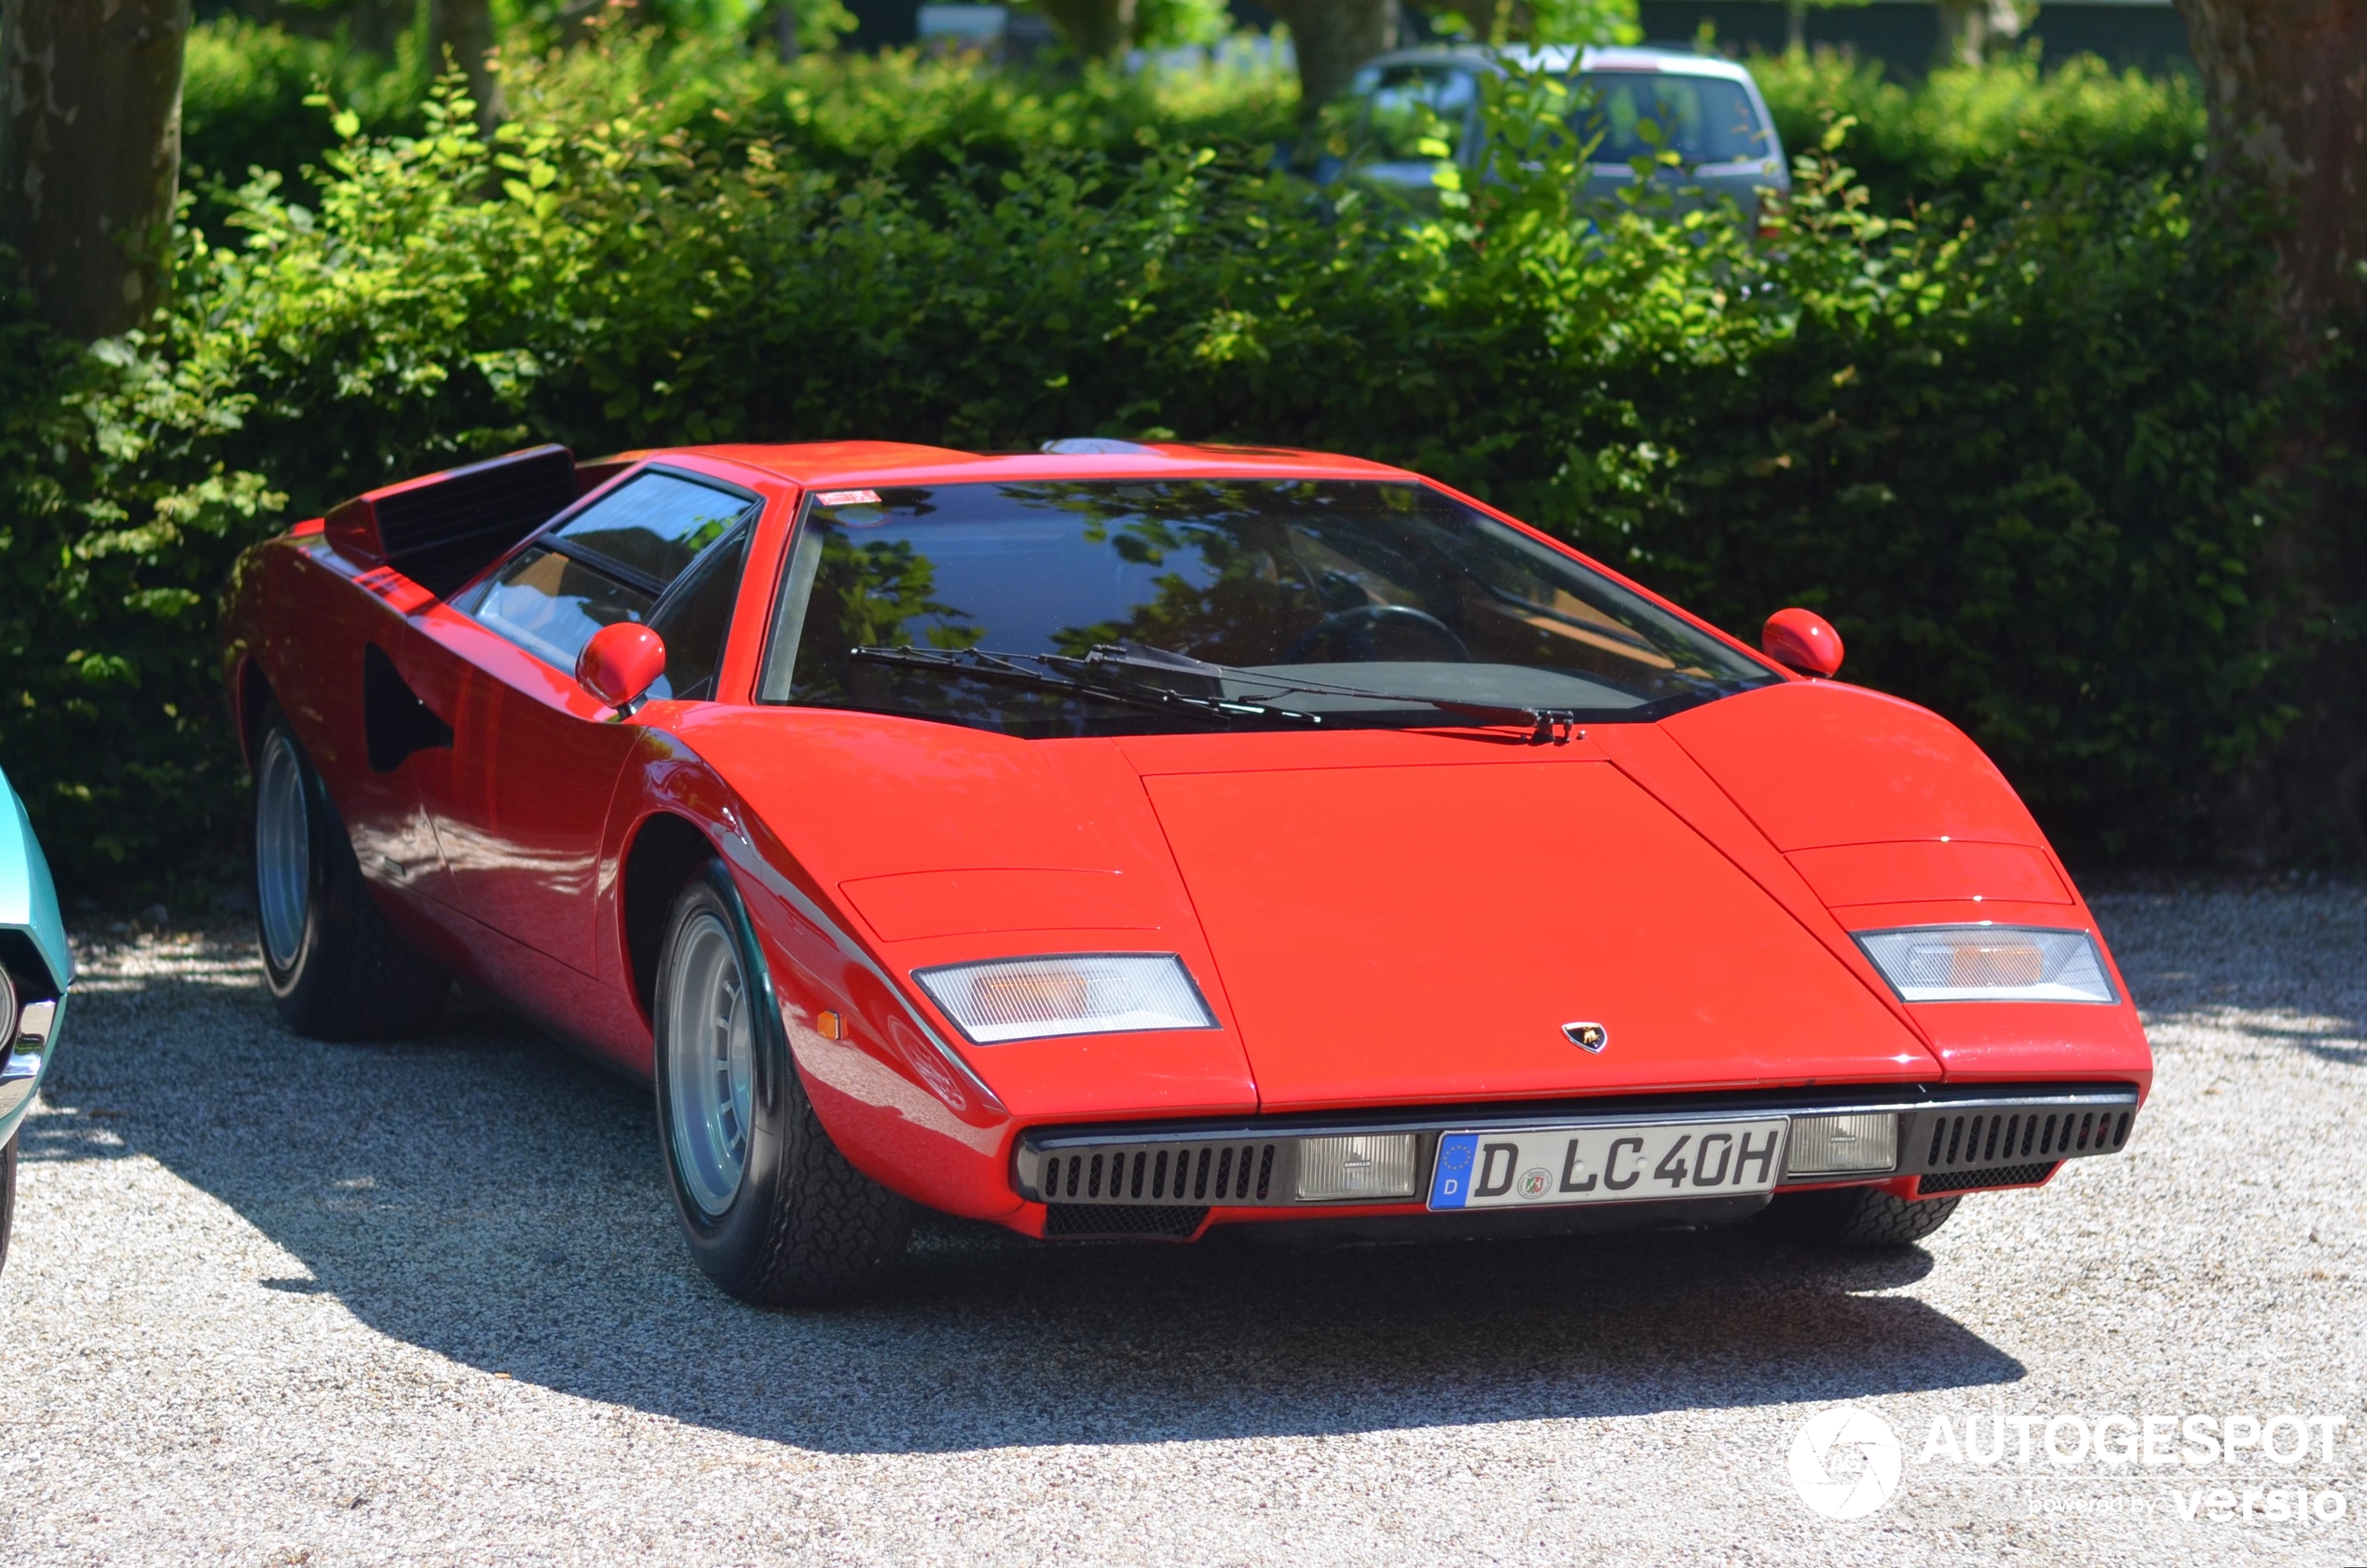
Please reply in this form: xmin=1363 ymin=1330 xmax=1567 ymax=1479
xmin=219 ymin=439 xmax=2151 ymax=1303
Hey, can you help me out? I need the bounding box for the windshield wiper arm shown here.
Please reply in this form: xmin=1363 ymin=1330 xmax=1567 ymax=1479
xmin=846 ymin=646 xmax=1324 ymax=727
xmin=1075 ymin=642 xmax=1584 ymax=746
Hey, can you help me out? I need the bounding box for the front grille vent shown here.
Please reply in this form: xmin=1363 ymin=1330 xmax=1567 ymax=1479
xmin=1917 ymin=1107 xmax=2130 ymax=1177
xmin=1920 ymin=1161 xmax=2059 ymax=1195
xmin=1036 ymin=1141 xmax=1282 ymax=1207
xmin=1044 ymin=1204 xmax=1208 ymax=1239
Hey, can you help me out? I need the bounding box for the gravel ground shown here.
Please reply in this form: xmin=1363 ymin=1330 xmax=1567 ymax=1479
xmin=1 ymin=885 xmax=2361 ymax=1566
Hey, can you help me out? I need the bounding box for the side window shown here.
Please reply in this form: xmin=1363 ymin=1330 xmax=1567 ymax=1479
xmin=551 ymin=470 xmax=755 ymax=587
xmin=647 ymin=526 xmax=751 ymax=702
xmin=472 ymin=548 xmax=654 ymax=674
xmin=1358 ymin=66 xmax=1477 ymax=164
xmin=462 ymin=467 xmax=759 ymax=689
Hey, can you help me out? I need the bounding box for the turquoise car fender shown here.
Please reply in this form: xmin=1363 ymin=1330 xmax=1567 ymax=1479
xmin=0 ymin=765 xmax=72 ymax=1146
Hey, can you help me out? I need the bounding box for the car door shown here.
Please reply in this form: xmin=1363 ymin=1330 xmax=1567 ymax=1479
xmin=422 ymin=465 xmax=761 ymax=974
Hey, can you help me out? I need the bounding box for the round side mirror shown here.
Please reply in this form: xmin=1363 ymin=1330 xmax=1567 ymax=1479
xmin=577 ymin=621 xmax=667 ymax=714
xmin=1762 ymin=607 xmax=1844 ymax=678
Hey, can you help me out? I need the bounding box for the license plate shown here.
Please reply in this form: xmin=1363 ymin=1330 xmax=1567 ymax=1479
xmin=1427 ymin=1118 xmax=1789 ymax=1210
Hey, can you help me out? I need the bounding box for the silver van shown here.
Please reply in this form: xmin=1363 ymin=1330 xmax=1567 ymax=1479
xmin=1335 ymin=44 xmax=1789 ymax=219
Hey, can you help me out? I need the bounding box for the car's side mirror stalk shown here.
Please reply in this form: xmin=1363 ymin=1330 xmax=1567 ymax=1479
xmin=1762 ymin=607 xmax=1844 ymax=677
xmin=577 ymin=622 xmax=667 ymax=716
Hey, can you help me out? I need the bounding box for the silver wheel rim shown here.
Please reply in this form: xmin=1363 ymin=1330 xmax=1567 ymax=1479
xmin=666 ymin=911 xmax=754 ymax=1218
xmin=254 ymin=731 xmax=311 ymax=972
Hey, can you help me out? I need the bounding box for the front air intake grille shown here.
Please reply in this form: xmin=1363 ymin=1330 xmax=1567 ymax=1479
xmin=1044 ymin=1204 xmax=1208 ymax=1239
xmin=1920 ymin=1161 xmax=2060 ymax=1194
xmin=1033 ymin=1140 xmax=1285 ymax=1207
xmin=1912 ymin=1106 xmax=2131 ymax=1181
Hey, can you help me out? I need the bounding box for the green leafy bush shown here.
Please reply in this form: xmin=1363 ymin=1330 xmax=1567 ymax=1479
xmin=1752 ymin=48 xmax=2208 ymax=211
xmin=183 ymin=18 xmax=427 ymax=224
xmin=0 ymin=48 xmax=2305 ymax=898
xmin=181 ymin=18 xmax=1298 ymax=218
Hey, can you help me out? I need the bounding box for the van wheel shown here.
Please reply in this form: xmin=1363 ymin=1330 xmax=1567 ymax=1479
xmin=654 ymin=861 xmax=912 ymax=1305
xmin=1766 ymin=1186 xmax=1961 ymax=1248
xmin=253 ymin=708 xmax=448 ymax=1040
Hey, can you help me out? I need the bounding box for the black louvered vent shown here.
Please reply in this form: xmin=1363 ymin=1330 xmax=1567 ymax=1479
xmin=362 ymin=445 xmax=578 ymax=598
xmin=1034 ymin=1140 xmax=1284 ymax=1207
xmin=1916 ymin=1106 xmax=2132 ymax=1177
xmin=1043 ymin=1204 xmax=1208 ymax=1239
xmin=1920 ymin=1161 xmax=2060 ymax=1194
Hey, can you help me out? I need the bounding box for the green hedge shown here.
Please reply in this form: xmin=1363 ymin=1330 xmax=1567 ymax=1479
xmin=0 ymin=47 xmax=2306 ymax=900
xmin=1751 ymin=48 xmax=2208 ymax=212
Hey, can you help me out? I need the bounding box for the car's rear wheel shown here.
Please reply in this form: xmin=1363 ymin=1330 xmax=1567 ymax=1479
xmin=1765 ymin=1185 xmax=1962 ymax=1248
xmin=654 ymin=861 xmax=912 ymax=1306
xmin=253 ymin=708 xmax=449 ymax=1040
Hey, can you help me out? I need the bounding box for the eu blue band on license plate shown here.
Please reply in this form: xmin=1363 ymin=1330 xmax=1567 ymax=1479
xmin=1427 ymin=1119 xmax=1789 ymax=1210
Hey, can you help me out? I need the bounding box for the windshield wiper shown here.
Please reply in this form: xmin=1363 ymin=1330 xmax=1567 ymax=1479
xmin=847 ymin=646 xmax=1324 ymax=727
xmin=1073 ymin=642 xmax=1585 ymax=746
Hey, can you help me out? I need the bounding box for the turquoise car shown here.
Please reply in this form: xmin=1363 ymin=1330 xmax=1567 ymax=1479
xmin=0 ymin=765 xmax=71 ymax=1273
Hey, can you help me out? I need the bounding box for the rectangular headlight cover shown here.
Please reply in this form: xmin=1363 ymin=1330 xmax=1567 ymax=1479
xmin=1787 ymin=1112 xmax=1897 ymax=1176
xmin=1855 ymin=925 xmax=2116 ymax=1003
xmin=1296 ymin=1134 xmax=1419 ymax=1201
xmin=914 ymin=953 xmax=1215 ymax=1044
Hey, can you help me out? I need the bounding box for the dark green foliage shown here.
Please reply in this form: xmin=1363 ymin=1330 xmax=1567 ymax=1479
xmin=0 ymin=44 xmax=2312 ymax=898
xmin=1752 ymin=48 xmax=2208 ymax=213
xmin=182 ymin=19 xmax=427 ymax=226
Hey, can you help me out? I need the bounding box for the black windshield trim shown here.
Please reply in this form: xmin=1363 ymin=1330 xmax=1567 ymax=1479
xmin=790 ymin=673 xmax=1745 ymax=735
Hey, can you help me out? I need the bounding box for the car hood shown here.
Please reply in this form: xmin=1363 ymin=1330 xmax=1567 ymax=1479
xmin=685 ymin=708 xmax=1943 ymax=1115
xmin=1117 ymin=731 xmax=1937 ymax=1111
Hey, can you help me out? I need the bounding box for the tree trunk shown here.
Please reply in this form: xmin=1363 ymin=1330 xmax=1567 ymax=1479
xmin=1036 ymin=0 xmax=1137 ymax=58
xmin=0 ymin=0 xmax=190 ymax=341
xmin=429 ymin=0 xmax=504 ymax=131
xmin=773 ymin=0 xmax=801 ymax=61
xmin=2176 ymin=0 xmax=2367 ymax=341
xmin=1933 ymin=0 xmax=1986 ymax=66
xmin=1786 ymin=0 xmax=1807 ymax=54
xmin=1268 ymin=0 xmax=1396 ymax=118
xmin=2174 ymin=0 xmax=2367 ymax=859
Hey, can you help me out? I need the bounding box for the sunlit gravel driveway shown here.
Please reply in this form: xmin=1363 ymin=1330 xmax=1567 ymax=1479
xmin=1 ymin=885 xmax=2361 ymax=1565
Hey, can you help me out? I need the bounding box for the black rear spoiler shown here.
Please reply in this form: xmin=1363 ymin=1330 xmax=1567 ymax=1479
xmin=324 ymin=443 xmax=591 ymax=598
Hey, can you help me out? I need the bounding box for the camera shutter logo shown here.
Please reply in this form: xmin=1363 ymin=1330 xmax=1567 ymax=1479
xmin=1789 ymin=1406 xmax=1903 ymax=1520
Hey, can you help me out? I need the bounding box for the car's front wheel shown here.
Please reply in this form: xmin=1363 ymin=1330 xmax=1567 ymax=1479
xmin=654 ymin=861 xmax=912 ymax=1305
xmin=1765 ymin=1185 xmax=1962 ymax=1248
xmin=253 ymin=707 xmax=449 ymax=1040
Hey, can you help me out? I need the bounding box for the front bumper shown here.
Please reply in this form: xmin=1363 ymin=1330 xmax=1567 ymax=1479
xmin=1015 ymin=1081 xmax=2140 ymax=1238
xmin=0 ymin=993 xmax=63 ymax=1146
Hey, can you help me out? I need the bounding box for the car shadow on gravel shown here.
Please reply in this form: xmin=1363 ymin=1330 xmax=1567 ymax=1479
xmin=31 ymin=936 xmax=2028 ymax=1456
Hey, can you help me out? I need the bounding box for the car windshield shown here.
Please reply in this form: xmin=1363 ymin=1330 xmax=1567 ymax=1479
xmin=1347 ymin=66 xmax=1768 ymax=169
xmin=759 ymin=479 xmax=1776 ymax=738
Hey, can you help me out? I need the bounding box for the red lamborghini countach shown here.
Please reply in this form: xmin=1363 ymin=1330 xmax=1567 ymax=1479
xmin=219 ymin=439 xmax=2151 ymax=1303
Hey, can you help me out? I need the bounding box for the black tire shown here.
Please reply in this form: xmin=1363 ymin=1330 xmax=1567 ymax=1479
xmin=653 ymin=861 xmax=912 ymax=1305
xmin=253 ymin=705 xmax=449 ymax=1041
xmin=0 ymin=1131 xmax=17 ymax=1277
xmin=1765 ymin=1185 xmax=1962 ymax=1248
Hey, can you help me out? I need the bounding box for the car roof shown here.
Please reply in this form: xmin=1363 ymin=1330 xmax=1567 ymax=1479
xmin=626 ymin=441 xmax=1416 ymax=490
xmin=1355 ymin=43 xmax=1761 ymax=86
